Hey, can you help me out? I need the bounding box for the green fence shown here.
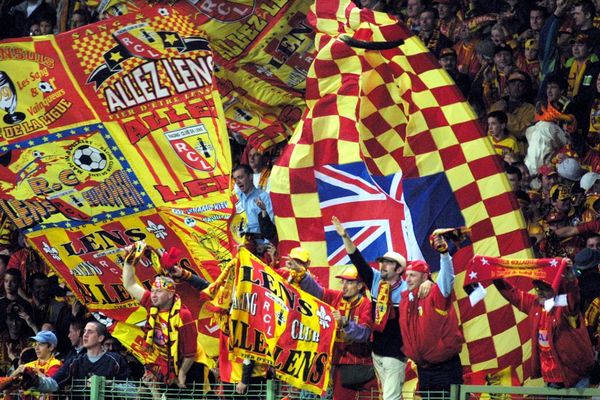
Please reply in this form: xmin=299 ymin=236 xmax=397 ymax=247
xmin=12 ymin=378 xmax=600 ymax=400
xmin=459 ymin=384 xmax=600 ymax=400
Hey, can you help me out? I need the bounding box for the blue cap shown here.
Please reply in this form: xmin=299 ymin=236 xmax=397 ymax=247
xmin=31 ymin=331 xmax=58 ymax=346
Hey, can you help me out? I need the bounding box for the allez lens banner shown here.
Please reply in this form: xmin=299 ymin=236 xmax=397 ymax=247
xmin=0 ymin=6 xmax=234 ymax=362
xmin=229 ymin=248 xmax=337 ymax=396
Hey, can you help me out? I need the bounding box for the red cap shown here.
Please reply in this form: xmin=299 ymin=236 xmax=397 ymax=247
xmin=538 ymin=164 xmax=557 ymax=177
xmin=405 ymin=260 xmax=430 ymax=275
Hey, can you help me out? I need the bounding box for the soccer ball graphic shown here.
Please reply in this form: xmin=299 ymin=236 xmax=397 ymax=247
xmin=38 ymin=81 xmax=54 ymax=93
xmin=92 ymin=311 xmax=114 ymax=328
xmin=72 ymin=145 xmax=107 ymax=172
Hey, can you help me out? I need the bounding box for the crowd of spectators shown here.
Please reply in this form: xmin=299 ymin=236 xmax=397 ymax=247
xmin=4 ymin=0 xmax=600 ymax=396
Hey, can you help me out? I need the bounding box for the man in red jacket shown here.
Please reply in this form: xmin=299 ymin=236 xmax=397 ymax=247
xmin=399 ymin=235 xmax=464 ymax=395
xmin=493 ymin=263 xmax=594 ymax=388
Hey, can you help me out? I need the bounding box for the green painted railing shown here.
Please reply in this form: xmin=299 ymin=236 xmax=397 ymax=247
xmin=44 ymin=377 xmax=600 ymax=400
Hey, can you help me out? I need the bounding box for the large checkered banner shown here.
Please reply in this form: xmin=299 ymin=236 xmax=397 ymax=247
xmin=0 ymin=8 xmax=233 ymax=362
xmin=229 ymin=248 xmax=337 ymax=396
xmin=270 ymin=0 xmax=535 ymax=383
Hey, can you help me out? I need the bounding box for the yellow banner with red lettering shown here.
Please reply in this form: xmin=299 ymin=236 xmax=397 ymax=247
xmin=229 ymin=248 xmax=336 ymax=396
xmin=0 ymin=7 xmax=234 ymax=363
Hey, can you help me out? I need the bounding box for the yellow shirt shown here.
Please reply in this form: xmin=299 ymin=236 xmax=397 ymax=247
xmin=491 ymin=135 xmax=519 ymax=156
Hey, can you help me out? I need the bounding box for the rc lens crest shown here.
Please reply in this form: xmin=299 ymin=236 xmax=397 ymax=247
xmin=113 ymin=23 xmax=165 ymax=60
xmin=165 ymin=124 xmax=215 ymax=171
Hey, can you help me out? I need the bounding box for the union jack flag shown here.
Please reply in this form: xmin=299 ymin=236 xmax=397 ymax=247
xmin=315 ymin=162 xmax=407 ymax=265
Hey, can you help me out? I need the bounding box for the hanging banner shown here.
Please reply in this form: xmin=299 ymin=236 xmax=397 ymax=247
xmin=229 ymin=248 xmax=337 ymax=396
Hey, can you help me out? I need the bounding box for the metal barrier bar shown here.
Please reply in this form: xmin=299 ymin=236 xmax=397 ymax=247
xmin=89 ymin=375 xmax=105 ymax=400
xmin=13 ymin=379 xmax=600 ymax=400
xmin=460 ymin=384 xmax=600 ymax=400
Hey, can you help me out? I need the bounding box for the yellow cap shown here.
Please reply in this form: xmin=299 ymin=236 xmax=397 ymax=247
xmin=335 ymin=265 xmax=361 ymax=281
xmin=289 ymin=247 xmax=310 ymax=263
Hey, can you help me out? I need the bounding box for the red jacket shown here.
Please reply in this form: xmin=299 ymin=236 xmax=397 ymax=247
xmin=495 ymin=279 xmax=594 ymax=387
xmin=399 ymin=285 xmax=463 ymax=367
xmin=322 ymin=289 xmax=373 ymax=366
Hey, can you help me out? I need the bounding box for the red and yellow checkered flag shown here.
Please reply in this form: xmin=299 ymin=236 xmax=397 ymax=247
xmin=271 ymin=0 xmax=535 ymax=386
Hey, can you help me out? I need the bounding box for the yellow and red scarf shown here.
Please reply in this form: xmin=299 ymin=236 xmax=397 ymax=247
xmin=373 ymin=280 xmax=401 ymax=332
xmin=144 ymin=296 xmax=183 ymax=381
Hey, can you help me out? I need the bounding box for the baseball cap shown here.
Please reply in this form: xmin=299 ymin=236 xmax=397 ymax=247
xmin=580 ymin=171 xmax=600 ymax=191
xmin=376 ymin=251 xmax=407 ymax=268
xmin=494 ymin=44 xmax=512 ymax=55
xmin=439 ymin=48 xmax=457 ymax=58
xmin=31 ymin=331 xmax=58 ymax=347
xmin=289 ymin=247 xmax=310 ymax=263
xmin=524 ymin=38 xmax=538 ymax=50
xmin=405 ymin=260 xmax=430 ymax=275
xmin=545 ymin=210 xmax=567 ymax=223
xmin=570 ymin=33 xmax=591 ymax=46
xmin=335 ymin=266 xmax=361 ymax=281
xmin=538 ymin=164 xmax=557 ymax=177
xmin=507 ymin=70 xmax=528 ymax=82
xmin=550 ymin=183 xmax=572 ymax=201
xmin=557 ymin=157 xmax=584 ymax=181
xmin=574 ymin=248 xmax=600 ymax=271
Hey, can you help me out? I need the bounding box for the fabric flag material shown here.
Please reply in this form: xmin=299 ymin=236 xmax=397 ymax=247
xmin=465 ymin=256 xmax=568 ymax=291
xmin=270 ymin=0 xmax=534 ymax=383
xmin=181 ymin=0 xmax=314 ymax=147
xmin=77 ymin=0 xmax=314 ymax=150
xmin=0 ymin=7 xmax=235 ymax=363
xmin=229 ymin=247 xmax=337 ymax=396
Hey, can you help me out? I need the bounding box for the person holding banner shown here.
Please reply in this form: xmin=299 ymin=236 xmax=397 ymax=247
xmin=173 ymin=255 xmax=268 ymax=399
xmin=399 ymin=235 xmax=464 ymax=396
xmin=331 ymin=216 xmax=432 ymax=400
xmin=121 ymin=243 xmax=206 ymax=388
xmin=492 ymin=260 xmax=595 ymax=388
xmin=287 ymin=250 xmax=377 ymax=400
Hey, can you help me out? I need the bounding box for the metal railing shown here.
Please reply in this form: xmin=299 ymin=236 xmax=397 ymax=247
xmin=459 ymin=384 xmax=600 ymax=400
xmin=7 ymin=378 xmax=600 ymax=400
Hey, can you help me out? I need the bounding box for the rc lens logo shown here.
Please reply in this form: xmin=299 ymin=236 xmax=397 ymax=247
xmin=67 ymin=141 xmax=114 ymax=177
xmin=193 ymin=0 xmax=256 ymax=22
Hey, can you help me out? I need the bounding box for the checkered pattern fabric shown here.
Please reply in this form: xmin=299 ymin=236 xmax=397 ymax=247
xmin=271 ymin=0 xmax=534 ymax=382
